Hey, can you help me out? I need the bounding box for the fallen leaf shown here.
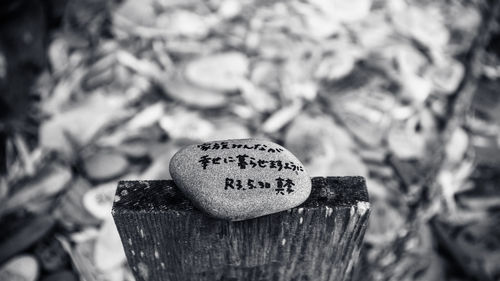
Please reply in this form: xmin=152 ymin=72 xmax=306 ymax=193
xmin=457 ymin=192 xmax=500 ymax=211
xmin=353 ymin=12 xmax=394 ymax=49
xmin=0 ymin=165 xmax=72 ymax=215
xmin=430 ymin=58 xmax=464 ymax=94
xmin=48 ymin=36 xmax=70 ymax=75
xmin=391 ymin=5 xmax=449 ymax=50
xmin=293 ymin=2 xmax=341 ymax=38
xmin=57 ymin=236 xmax=98 ymax=281
xmin=445 ymin=127 xmax=468 ymax=163
xmin=125 ymin=102 xmax=165 ymax=131
xmin=40 ymin=94 xmax=129 ymax=158
xmin=0 ymin=215 xmax=55 ymax=264
xmin=315 ymin=52 xmax=356 ymax=81
xmin=262 ymin=100 xmax=303 ymax=133
xmin=239 ymin=80 xmax=278 ymax=113
xmin=43 ymin=75 xmax=78 ymax=115
xmin=332 ymin=91 xmax=394 ymax=147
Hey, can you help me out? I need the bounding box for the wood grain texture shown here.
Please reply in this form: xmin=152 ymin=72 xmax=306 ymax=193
xmin=112 ymin=177 xmax=370 ymax=281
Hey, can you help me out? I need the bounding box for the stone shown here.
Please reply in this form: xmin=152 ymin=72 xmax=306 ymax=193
xmin=169 ymin=139 xmax=311 ymax=221
xmin=114 ymin=0 xmax=156 ymax=27
xmin=0 ymin=255 xmax=39 ymax=281
xmin=117 ymin=141 xmax=149 ymax=160
xmin=157 ymin=10 xmax=210 ymax=38
xmin=218 ymin=0 xmax=242 ymax=19
xmin=184 ymin=52 xmax=248 ymax=92
xmin=158 ymin=109 xmax=215 ymax=141
xmin=83 ymin=151 xmax=129 ymax=182
xmin=163 ymin=74 xmax=228 ymax=108
xmin=309 ymin=0 xmax=372 ymax=23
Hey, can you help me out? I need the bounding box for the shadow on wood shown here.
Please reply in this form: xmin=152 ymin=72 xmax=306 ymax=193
xmin=112 ymin=176 xmax=370 ymax=281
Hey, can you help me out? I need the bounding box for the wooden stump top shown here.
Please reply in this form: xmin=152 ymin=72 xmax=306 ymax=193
xmin=113 ymin=176 xmax=369 ymax=214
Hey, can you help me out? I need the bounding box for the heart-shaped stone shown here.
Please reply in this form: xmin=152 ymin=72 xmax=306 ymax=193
xmin=169 ymin=139 xmax=311 ymax=221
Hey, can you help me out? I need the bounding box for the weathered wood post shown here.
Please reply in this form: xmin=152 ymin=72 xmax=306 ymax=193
xmin=112 ymin=176 xmax=370 ymax=281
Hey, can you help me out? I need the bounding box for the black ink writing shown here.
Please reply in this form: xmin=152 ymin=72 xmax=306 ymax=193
xmin=275 ymin=177 xmax=295 ymax=195
xmin=199 ymin=154 xmax=304 ymax=173
xmin=197 ymin=142 xmax=284 ymax=153
xmin=224 ymin=177 xmax=295 ymax=195
xmin=199 ymin=155 xmax=211 ymax=170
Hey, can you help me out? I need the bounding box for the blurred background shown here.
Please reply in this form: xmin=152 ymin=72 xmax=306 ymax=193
xmin=0 ymin=0 xmax=500 ymax=280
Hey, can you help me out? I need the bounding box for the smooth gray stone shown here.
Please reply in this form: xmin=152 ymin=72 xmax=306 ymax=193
xmin=169 ymin=139 xmax=311 ymax=221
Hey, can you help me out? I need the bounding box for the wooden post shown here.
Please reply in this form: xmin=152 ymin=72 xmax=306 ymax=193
xmin=112 ymin=176 xmax=370 ymax=281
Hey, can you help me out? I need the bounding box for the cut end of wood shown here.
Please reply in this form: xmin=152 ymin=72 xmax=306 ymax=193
xmin=112 ymin=176 xmax=369 ymax=215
